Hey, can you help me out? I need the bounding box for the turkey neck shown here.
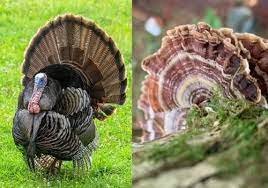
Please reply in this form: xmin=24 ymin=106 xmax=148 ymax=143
xmin=28 ymin=83 xmax=45 ymax=114
xmin=32 ymin=86 xmax=43 ymax=102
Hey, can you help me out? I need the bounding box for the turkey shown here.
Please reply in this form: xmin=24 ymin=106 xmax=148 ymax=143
xmin=12 ymin=14 xmax=127 ymax=173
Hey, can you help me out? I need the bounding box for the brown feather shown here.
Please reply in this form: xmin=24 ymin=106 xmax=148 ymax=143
xmin=22 ymin=14 xmax=127 ymax=105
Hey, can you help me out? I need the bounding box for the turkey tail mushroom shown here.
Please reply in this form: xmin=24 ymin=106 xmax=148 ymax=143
xmin=13 ymin=14 xmax=126 ymax=173
xmin=236 ymin=33 xmax=268 ymax=100
xmin=138 ymin=22 xmax=267 ymax=142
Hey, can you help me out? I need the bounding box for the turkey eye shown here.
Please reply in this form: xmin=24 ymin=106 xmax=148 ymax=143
xmin=35 ymin=78 xmax=44 ymax=86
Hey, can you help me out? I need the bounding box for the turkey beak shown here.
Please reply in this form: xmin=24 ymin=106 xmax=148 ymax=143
xmin=26 ymin=112 xmax=46 ymax=171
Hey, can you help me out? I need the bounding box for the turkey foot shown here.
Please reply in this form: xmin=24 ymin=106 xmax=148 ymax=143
xmin=47 ymin=159 xmax=62 ymax=175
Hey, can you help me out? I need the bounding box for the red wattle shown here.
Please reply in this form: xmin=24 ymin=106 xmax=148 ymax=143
xmin=28 ymin=102 xmax=40 ymax=113
xmin=28 ymin=91 xmax=42 ymax=114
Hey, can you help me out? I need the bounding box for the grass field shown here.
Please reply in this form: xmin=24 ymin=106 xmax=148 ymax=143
xmin=0 ymin=0 xmax=132 ymax=187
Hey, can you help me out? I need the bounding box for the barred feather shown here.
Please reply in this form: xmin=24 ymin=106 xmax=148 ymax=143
xmin=13 ymin=14 xmax=125 ymax=173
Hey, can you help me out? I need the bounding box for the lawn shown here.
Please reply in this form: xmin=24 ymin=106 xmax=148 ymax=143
xmin=0 ymin=0 xmax=132 ymax=187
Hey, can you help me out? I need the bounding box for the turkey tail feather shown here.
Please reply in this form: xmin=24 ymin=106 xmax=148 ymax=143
xmin=22 ymin=14 xmax=126 ymax=105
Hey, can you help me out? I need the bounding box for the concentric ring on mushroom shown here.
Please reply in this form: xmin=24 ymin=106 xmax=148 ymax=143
xmin=135 ymin=22 xmax=268 ymax=143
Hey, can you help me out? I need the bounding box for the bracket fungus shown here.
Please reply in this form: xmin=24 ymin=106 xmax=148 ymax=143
xmin=138 ymin=22 xmax=268 ymax=142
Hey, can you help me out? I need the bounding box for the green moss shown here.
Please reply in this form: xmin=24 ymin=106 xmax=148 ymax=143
xmin=146 ymin=93 xmax=268 ymax=180
xmin=148 ymin=132 xmax=206 ymax=163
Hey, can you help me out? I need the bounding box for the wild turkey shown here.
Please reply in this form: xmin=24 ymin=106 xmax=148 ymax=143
xmin=12 ymin=14 xmax=127 ymax=173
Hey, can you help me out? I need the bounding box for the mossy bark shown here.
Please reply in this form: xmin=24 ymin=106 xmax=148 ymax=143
xmin=133 ymin=96 xmax=268 ymax=188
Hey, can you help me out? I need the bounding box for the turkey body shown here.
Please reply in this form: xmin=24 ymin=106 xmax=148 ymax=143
xmin=14 ymin=74 xmax=96 ymax=171
xmin=12 ymin=14 xmax=126 ymax=172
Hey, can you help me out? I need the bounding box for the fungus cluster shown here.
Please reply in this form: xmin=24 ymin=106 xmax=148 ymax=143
xmin=138 ymin=22 xmax=268 ymax=142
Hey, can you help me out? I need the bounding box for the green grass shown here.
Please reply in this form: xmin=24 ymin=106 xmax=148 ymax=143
xmin=0 ymin=0 xmax=132 ymax=187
